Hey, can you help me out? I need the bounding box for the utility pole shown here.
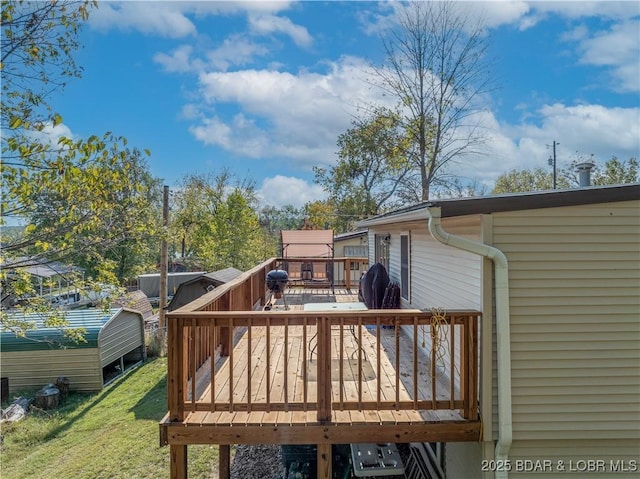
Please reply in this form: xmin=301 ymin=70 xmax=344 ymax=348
xmin=547 ymin=141 xmax=559 ymax=189
xmin=159 ymin=185 xmax=169 ymax=356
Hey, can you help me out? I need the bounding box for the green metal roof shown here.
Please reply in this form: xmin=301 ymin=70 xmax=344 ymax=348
xmin=1 ymin=308 xmax=120 ymax=352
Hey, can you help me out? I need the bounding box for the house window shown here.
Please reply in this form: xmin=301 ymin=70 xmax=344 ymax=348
xmin=400 ymin=233 xmax=410 ymax=300
xmin=374 ymin=234 xmax=390 ymax=271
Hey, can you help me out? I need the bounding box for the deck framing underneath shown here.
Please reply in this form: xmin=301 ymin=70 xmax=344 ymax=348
xmin=161 ymin=416 xmax=481 ymax=446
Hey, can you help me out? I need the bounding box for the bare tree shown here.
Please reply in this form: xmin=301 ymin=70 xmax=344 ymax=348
xmin=374 ymin=1 xmax=494 ymax=200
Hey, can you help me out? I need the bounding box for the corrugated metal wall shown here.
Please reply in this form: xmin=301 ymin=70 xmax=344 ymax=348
xmin=2 ymin=349 xmax=102 ymax=392
xmin=99 ymin=310 xmax=145 ymax=367
xmin=2 ymin=309 xmax=145 ymax=393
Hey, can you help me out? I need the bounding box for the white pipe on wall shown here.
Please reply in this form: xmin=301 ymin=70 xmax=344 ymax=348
xmin=426 ymin=207 xmax=513 ymax=479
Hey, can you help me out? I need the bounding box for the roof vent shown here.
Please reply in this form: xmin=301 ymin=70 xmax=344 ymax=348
xmin=575 ymin=162 xmax=595 ymax=187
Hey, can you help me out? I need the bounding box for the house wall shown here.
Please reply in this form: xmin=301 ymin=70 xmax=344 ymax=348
xmin=366 ymin=216 xmax=483 ymax=404
xmin=2 ymin=349 xmax=102 ymax=393
xmin=367 ymin=216 xmax=482 ymax=310
xmin=333 ymin=236 xmax=368 ymax=286
xmin=99 ymin=309 xmax=145 ymax=367
xmin=489 ymin=200 xmax=640 ymax=476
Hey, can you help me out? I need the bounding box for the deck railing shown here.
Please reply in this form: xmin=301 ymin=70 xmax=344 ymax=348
xmin=167 ymin=259 xmax=479 ymax=424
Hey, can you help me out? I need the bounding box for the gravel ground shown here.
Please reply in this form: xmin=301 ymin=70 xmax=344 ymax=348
xmin=229 ymin=443 xmax=412 ymax=479
xmin=230 ymin=445 xmax=285 ymax=479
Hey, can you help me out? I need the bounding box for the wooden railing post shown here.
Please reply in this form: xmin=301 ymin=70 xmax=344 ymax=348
xmin=168 ymin=318 xmax=184 ymax=422
xmin=345 ymin=259 xmax=352 ymax=291
xmin=316 ymin=316 xmax=332 ymax=422
xmin=467 ymin=315 xmax=479 ymax=420
xmin=218 ymin=295 xmax=230 ymax=357
xmin=460 ymin=314 xmax=479 ymax=420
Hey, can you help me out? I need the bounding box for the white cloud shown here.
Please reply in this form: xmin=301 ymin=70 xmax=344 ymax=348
xmin=574 ymin=20 xmax=640 ymax=92
xmin=190 ymin=114 xmax=269 ymax=158
xmin=248 ymin=13 xmax=313 ymax=47
xmin=257 ymin=175 xmax=326 ymax=209
xmin=154 ymin=37 xmax=271 ymax=73
xmin=458 ymin=102 xmax=640 ymax=189
xmin=512 ymin=1 xmax=639 ymax=30
xmin=358 ymin=1 xmax=532 ymax=36
xmin=90 ymin=1 xmax=300 ymax=38
xmin=26 ymin=122 xmax=76 ymax=148
xmin=191 ymin=56 xmax=387 ymax=170
xmin=206 ymin=35 xmax=270 ymax=71
xmin=153 ymin=45 xmax=204 ymax=73
xmin=90 ymin=2 xmax=197 ymax=38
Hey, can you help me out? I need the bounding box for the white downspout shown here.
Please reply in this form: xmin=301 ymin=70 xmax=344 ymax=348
xmin=426 ymin=207 xmax=512 ymax=479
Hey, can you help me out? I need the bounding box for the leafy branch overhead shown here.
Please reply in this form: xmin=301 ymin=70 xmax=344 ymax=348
xmin=1 ymin=1 xmax=160 ymax=338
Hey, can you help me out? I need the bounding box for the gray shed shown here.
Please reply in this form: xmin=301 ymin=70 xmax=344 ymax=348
xmin=167 ymin=268 xmax=243 ymax=312
xmin=1 ymin=308 xmax=145 ymax=393
xmin=137 ymin=272 xmax=206 ymax=298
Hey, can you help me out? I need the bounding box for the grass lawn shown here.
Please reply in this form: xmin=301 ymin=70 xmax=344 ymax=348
xmin=0 ymin=358 xmax=219 ymax=478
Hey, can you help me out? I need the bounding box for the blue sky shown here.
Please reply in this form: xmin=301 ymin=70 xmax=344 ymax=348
xmin=49 ymin=0 xmax=639 ymax=208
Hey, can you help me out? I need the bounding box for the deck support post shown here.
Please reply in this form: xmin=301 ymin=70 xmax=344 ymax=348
xmin=218 ymin=445 xmax=230 ymax=479
xmin=317 ymin=443 xmax=332 ymax=479
xmin=170 ymin=445 xmax=187 ymax=479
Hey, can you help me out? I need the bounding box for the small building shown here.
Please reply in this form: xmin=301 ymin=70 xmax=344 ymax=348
xmin=167 ymin=268 xmax=243 ymax=312
xmin=1 ymin=308 xmax=145 ymax=393
xmin=1 ymin=257 xmax=84 ymax=308
xmin=333 ymin=230 xmax=369 ymax=287
xmin=137 ymin=271 xmax=206 ymax=299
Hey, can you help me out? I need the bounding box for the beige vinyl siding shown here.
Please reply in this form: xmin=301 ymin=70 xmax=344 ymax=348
xmin=509 ymin=440 xmax=640 ymax=479
xmin=99 ymin=310 xmax=144 ymax=367
xmin=2 ymin=349 xmax=102 ymax=392
xmin=491 ymin=201 xmax=640 ymax=447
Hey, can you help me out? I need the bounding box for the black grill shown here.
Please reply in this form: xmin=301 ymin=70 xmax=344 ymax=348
xmin=266 ymin=269 xmax=289 ymax=293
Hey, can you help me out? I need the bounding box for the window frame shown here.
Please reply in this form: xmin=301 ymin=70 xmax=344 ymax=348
xmin=400 ymin=232 xmax=410 ymax=301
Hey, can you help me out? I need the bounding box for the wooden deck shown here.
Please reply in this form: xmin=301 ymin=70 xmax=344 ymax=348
xmin=160 ymin=259 xmax=481 ymax=479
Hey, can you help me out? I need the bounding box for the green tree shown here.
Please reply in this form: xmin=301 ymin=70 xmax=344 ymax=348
xmin=492 ymin=167 xmax=568 ymax=194
xmin=1 ymin=1 xmax=159 ymax=338
xmin=170 ymin=171 xmax=271 ymax=271
xmin=259 ymin=205 xmax=304 ymax=235
xmin=492 ymin=157 xmax=638 ymax=194
xmin=374 ymin=1 xmax=493 ymax=201
xmin=213 ymin=190 xmax=266 ymax=270
xmin=314 ymin=108 xmax=409 ymax=232
xmin=170 ymin=173 xmax=215 ymax=263
xmin=1 ymin=0 xmax=94 ymax=130
xmin=302 ymin=200 xmax=337 ymax=231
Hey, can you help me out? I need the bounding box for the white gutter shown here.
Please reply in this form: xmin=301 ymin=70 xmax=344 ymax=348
xmin=426 ymin=207 xmax=512 ymax=479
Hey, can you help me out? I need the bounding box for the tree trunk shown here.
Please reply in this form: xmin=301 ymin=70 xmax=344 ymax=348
xmin=56 ymin=376 xmax=71 ymax=400
xmin=34 ymin=386 xmax=60 ymax=410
